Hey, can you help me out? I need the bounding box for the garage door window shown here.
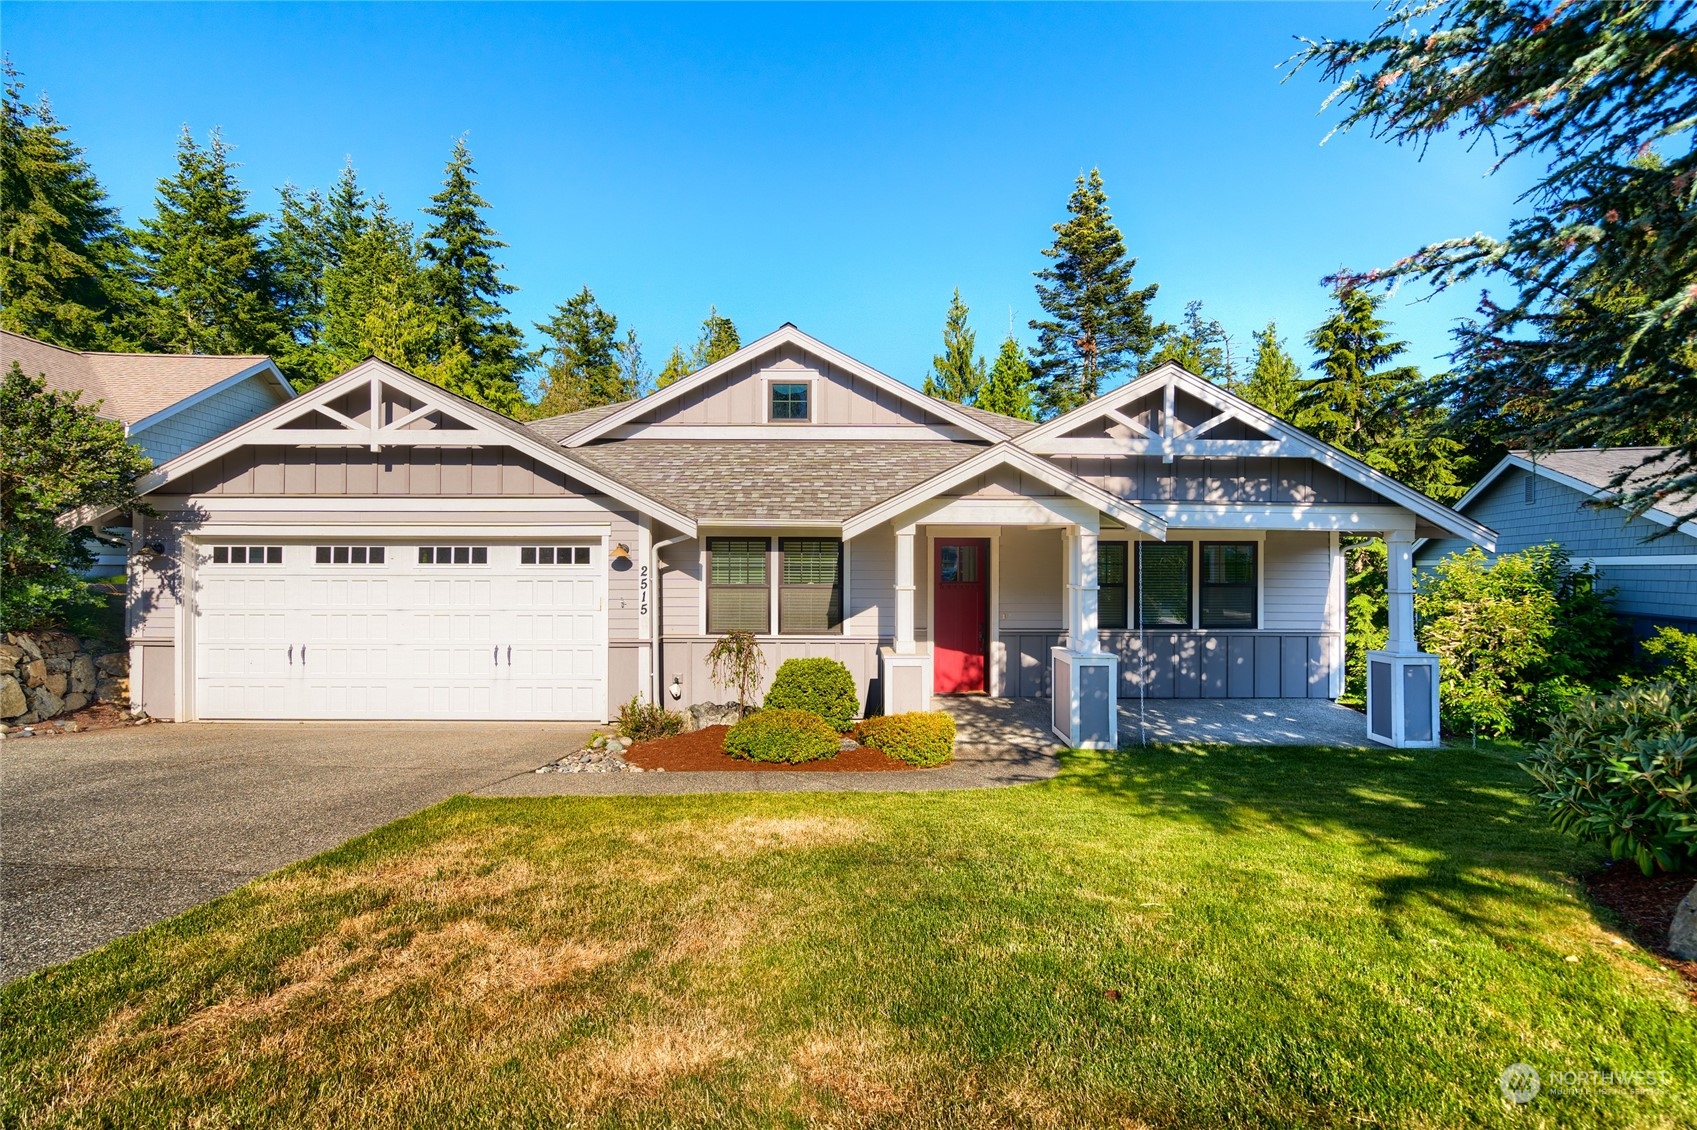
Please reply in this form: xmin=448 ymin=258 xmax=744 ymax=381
xmin=419 ymin=546 xmax=488 ymax=565
xmin=521 ymin=546 xmax=591 ymax=565
xmin=211 ymin=546 xmax=282 ymax=564
xmin=315 ymin=546 xmax=386 ymax=565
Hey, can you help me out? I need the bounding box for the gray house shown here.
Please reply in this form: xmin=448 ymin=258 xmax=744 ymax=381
xmin=103 ymin=325 xmax=1492 ymax=747
xmin=1414 ymin=448 xmax=1697 ymax=635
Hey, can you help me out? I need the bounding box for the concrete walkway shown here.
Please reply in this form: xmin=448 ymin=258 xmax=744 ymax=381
xmin=1118 ymin=696 xmax=1372 ymax=747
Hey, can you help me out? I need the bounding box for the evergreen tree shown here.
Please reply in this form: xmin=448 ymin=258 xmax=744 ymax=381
xmin=1240 ymin=321 xmax=1303 ymax=419
xmin=654 ymin=306 xmax=741 ymax=389
xmin=655 ymin=342 xmax=693 ymax=389
xmin=271 ymin=181 xmax=329 ymax=379
xmin=977 ymin=335 xmax=1037 ymax=421
xmin=316 ymin=198 xmax=455 ymax=386
xmin=0 ymin=62 xmax=140 ymax=349
xmin=1150 ymin=300 xmax=1235 ymax=387
xmin=531 ymin=286 xmax=636 ymax=417
xmin=134 ymin=127 xmax=284 ymax=356
xmin=420 ymin=138 xmax=528 ymax=413
xmin=618 ymin=328 xmax=650 ymax=400
xmin=323 ymin=159 xmax=367 ymax=261
xmin=1029 ymin=168 xmax=1163 ymax=417
xmin=922 ymin=289 xmax=986 ymax=404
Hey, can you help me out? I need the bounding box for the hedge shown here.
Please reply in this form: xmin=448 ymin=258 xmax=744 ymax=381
xmin=724 ymin=708 xmax=840 ymax=764
xmin=857 ymin=711 xmax=956 ymax=768
xmin=763 ymin=658 xmax=860 ymax=732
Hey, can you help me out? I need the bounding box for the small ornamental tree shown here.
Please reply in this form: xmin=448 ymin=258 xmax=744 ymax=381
xmin=705 ymin=629 xmax=765 ymax=718
xmin=1 ymin=362 xmax=153 ymax=631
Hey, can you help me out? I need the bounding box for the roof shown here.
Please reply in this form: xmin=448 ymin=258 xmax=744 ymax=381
xmin=1514 ymin=447 xmax=1673 ymax=494
xmin=952 ymin=402 xmax=1038 ymax=438
xmin=525 ymin=400 xmax=633 ymax=444
xmin=1 ymin=331 xmax=284 ymax=426
xmin=565 ymin=440 xmax=983 ymax=522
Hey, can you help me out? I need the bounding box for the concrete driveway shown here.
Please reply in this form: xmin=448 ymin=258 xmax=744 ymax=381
xmin=1 ymin=721 xmax=588 ymax=983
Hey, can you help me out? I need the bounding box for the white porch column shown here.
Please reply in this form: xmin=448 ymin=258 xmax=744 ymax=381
xmin=1384 ymin=527 xmax=1417 ymax=655
xmin=894 ymin=525 xmax=917 ymax=654
xmin=881 ymin=523 xmax=931 ymax=714
xmin=1366 ymin=524 xmax=1440 ymax=749
xmin=1052 ymin=516 xmax=1116 ymax=749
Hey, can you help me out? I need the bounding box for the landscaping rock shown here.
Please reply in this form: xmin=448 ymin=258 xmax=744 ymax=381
xmin=0 ymin=643 xmax=26 ymax=670
xmin=22 ymin=659 xmax=46 ymax=688
xmin=838 ymin=738 xmax=859 ymax=752
xmin=94 ymin=652 xmax=128 ymax=677
xmin=44 ymin=672 xmax=69 ymax=698
xmin=0 ymin=675 xmax=27 ymax=719
xmin=6 ymin=633 xmax=42 ymax=661
xmin=1671 ymin=883 xmax=1697 ymax=961
xmin=684 ymin=702 xmax=744 ymax=732
xmin=29 ymin=686 xmax=64 ymax=719
xmin=95 ymin=676 xmax=129 ymax=704
xmin=61 ymin=692 xmax=90 ymax=713
xmin=36 ymin=630 xmax=79 ymax=658
xmin=535 ymin=745 xmax=641 ymax=774
xmin=70 ymin=655 xmax=96 ymax=694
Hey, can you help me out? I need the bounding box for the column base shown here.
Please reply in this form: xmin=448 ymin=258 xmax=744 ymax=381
xmin=879 ymin=647 xmax=932 ymax=715
xmin=1051 ymin=648 xmax=1117 ymax=750
xmin=1366 ymin=650 xmax=1440 ymax=748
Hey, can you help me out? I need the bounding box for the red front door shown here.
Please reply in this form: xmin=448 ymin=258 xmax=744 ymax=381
xmin=934 ymin=539 xmax=989 ymax=693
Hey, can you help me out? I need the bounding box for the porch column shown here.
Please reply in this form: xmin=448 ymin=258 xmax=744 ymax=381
xmin=1065 ymin=524 xmax=1102 ymax=654
xmin=881 ymin=523 xmax=931 ymax=714
xmin=1384 ymin=528 xmax=1417 ymax=655
xmin=1365 ymin=524 xmax=1440 ymax=749
xmin=894 ymin=525 xmax=917 ymax=654
xmin=1053 ymin=516 xmax=1116 ymax=749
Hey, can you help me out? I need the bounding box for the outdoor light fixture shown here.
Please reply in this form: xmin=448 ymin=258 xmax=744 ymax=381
xmin=669 ymin=675 xmax=682 ymax=701
xmin=609 ymin=543 xmax=631 ymax=561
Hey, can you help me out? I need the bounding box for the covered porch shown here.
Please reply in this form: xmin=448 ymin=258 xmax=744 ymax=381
xmin=937 ymin=694 xmax=1374 ymax=750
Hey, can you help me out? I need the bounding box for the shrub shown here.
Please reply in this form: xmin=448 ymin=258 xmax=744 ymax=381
xmin=1522 ymin=679 xmax=1697 ymax=875
xmin=763 ymin=658 xmax=860 ymax=732
xmin=1639 ymin=626 xmax=1697 ymax=682
xmin=857 ymin=712 xmax=956 ymax=768
xmin=706 ymin=630 xmax=765 ymax=718
xmin=724 ymin=708 xmax=839 ymax=764
xmin=616 ymin=695 xmax=684 ymax=742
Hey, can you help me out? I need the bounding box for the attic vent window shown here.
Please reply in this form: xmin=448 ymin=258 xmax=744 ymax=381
xmin=1525 ymin=473 xmax=1535 ymax=504
xmin=770 ymin=382 xmax=809 ymax=421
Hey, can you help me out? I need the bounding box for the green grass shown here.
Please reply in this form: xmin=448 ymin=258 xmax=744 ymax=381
xmin=3 ymin=744 xmax=1692 ymax=1128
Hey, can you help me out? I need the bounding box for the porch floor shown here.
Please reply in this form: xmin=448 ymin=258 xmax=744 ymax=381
xmin=936 ymin=695 xmax=1371 ymax=749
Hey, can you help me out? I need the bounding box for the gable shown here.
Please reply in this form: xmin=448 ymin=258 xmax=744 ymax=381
xmin=130 ymin=371 xmax=292 ymax=464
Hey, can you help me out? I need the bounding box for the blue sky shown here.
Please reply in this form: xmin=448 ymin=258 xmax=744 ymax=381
xmin=4 ymin=2 xmax=1530 ymax=392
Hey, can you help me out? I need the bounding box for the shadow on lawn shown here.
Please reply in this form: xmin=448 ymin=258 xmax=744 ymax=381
xmin=1057 ymin=742 xmax=1586 ymax=945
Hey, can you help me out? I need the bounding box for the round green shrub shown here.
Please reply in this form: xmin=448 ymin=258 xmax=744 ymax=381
xmin=856 ymin=711 xmax=956 ymax=768
xmin=762 ymin=657 xmax=860 ymax=732
xmin=724 ymin=708 xmax=840 ymax=764
xmin=1522 ymin=678 xmax=1697 ymax=874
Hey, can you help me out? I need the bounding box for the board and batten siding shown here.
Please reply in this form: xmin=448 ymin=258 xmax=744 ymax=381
xmin=132 ymin=373 xmax=290 ymax=465
xmin=175 ymin=445 xmax=582 ymax=498
xmin=1062 ymin=455 xmax=1388 ymax=506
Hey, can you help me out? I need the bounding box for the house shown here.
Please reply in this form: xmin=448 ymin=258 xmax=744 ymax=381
xmin=1414 ymin=448 xmax=1697 ymax=636
xmin=106 ymin=325 xmax=1493 ymax=747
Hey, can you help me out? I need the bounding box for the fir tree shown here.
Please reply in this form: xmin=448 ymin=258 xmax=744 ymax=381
xmin=1240 ymin=321 xmax=1303 ymax=420
xmin=977 ymin=335 xmax=1037 ymax=421
xmin=531 ymin=286 xmax=635 ymax=417
xmin=654 ymin=307 xmax=741 ymax=389
xmin=0 ymin=62 xmax=140 ymax=349
xmin=271 ymin=181 xmax=329 ymax=379
xmin=922 ymin=289 xmax=986 ymax=404
xmin=420 ymin=138 xmax=528 ymax=413
xmin=655 ymin=342 xmax=693 ymax=389
xmin=316 ymin=198 xmax=449 ymax=386
xmin=618 ymin=328 xmax=650 ymax=399
xmin=1150 ymin=300 xmax=1235 ymax=387
xmin=134 ymin=127 xmax=284 ymax=356
xmin=323 ymin=159 xmax=367 ymax=261
xmin=1029 ymin=169 xmax=1163 ymax=417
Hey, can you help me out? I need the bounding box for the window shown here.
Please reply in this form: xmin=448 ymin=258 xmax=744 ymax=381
xmin=707 ymin=538 xmax=770 ymax=633
xmin=418 ymin=546 xmax=488 ymax=565
xmin=1199 ymin=542 xmax=1257 ymax=629
xmin=521 ymin=546 xmax=591 ymax=565
xmin=1098 ymin=542 xmax=1129 ymax=630
xmin=779 ymin=538 xmax=843 ymax=635
xmin=1138 ymin=543 xmax=1192 ymax=628
xmin=211 ymin=546 xmax=282 ymax=565
xmin=939 ymin=544 xmax=981 ymax=583
xmin=314 ymin=545 xmax=385 ymax=565
xmin=770 ymin=382 xmax=809 ymax=421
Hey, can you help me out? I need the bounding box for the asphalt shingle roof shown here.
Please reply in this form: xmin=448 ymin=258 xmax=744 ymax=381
xmin=952 ymin=402 xmax=1037 ymax=437
xmin=1 ymin=331 xmax=275 ymax=425
xmin=525 ymin=400 xmax=633 ymax=443
xmin=1520 ymin=447 xmax=1673 ymax=494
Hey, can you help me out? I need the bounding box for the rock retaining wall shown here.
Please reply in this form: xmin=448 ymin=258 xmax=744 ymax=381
xmin=1 ymin=629 xmax=130 ymax=726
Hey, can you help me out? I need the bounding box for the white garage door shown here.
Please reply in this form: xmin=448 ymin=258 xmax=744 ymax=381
xmin=194 ymin=541 xmax=606 ymax=721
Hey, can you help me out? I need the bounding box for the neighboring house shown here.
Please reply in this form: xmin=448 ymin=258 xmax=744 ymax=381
xmin=105 ymin=325 xmax=1492 ymax=746
xmin=1415 ymin=448 xmax=1697 ymax=636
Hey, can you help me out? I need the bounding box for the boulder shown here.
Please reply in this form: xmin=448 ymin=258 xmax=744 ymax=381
xmin=45 ymin=656 xmax=70 ymax=675
xmin=0 ymin=643 xmax=26 ymax=671
xmin=69 ymin=655 xmax=96 ymax=694
xmin=36 ymin=630 xmax=79 ymax=658
xmin=61 ymin=692 xmax=90 ymax=713
xmin=95 ymin=676 xmax=129 ymax=704
xmin=94 ymin=652 xmax=128 ymax=677
xmin=0 ymin=675 xmax=27 ymax=719
xmin=684 ymin=702 xmax=745 ymax=732
xmin=1671 ymin=883 xmax=1697 ymax=961
xmin=44 ymin=672 xmax=69 ymax=698
xmin=28 ymin=686 xmax=64 ymax=719
xmin=21 ymin=659 xmax=46 ymax=688
xmin=6 ymin=633 xmax=42 ymax=660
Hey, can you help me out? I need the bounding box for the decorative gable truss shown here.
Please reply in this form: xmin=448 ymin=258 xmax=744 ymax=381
xmin=114 ymin=359 xmax=697 ymax=534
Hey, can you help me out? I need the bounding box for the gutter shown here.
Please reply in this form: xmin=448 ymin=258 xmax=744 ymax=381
xmin=649 ymin=532 xmax=691 ymax=705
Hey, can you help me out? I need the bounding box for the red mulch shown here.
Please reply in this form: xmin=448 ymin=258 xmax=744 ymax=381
xmin=623 ymin=724 xmax=915 ymax=772
xmin=1586 ymin=862 xmax=1697 ymax=994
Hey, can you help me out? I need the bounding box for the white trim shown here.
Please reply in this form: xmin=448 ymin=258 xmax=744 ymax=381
xmin=921 ymin=528 xmax=1001 ymax=695
xmin=1029 ymin=437 xmax=1300 ymax=457
xmin=179 ymin=523 xmax=617 ymax=539
xmin=125 ymin=359 xmax=295 ymax=435
xmin=1572 ymin=555 xmax=1697 ymax=567
xmin=1016 ymin=362 xmax=1496 ymax=549
xmin=1149 ymin=503 xmax=1431 ymax=533
xmin=599 ymin=423 xmax=981 ymax=442
xmin=761 ymin=373 xmax=817 ymax=424
xmin=843 ymin=442 xmax=1166 ymax=540
xmin=561 ymin=324 xmax=1009 ymax=448
xmin=147 ymin=495 xmax=625 ymax=514
xmin=1425 ymin=452 xmax=1697 ymax=549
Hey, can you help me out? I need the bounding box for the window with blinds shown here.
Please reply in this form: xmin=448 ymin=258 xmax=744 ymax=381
xmin=780 ymin=538 xmax=843 ymax=634
xmin=1138 ymin=542 xmax=1192 ymax=628
xmin=1200 ymin=542 xmax=1257 ymax=628
xmin=1098 ymin=542 xmax=1129 ymax=629
xmin=707 ymin=538 xmax=770 ymax=633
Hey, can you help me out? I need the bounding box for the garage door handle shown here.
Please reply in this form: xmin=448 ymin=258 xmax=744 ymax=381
xmin=493 ymin=645 xmax=499 ymax=666
xmin=288 ymin=645 xmax=293 ymax=666
xmin=506 ymin=645 xmax=512 ymax=665
xmin=301 ymin=645 xmax=306 ymax=667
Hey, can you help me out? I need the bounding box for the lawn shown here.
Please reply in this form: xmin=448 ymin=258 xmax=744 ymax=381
xmin=3 ymin=743 xmax=1692 ymax=1128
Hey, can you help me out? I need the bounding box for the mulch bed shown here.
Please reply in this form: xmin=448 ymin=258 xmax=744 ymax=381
xmin=1586 ymin=862 xmax=1697 ymax=994
xmin=4 ymin=702 xmax=150 ymax=738
xmin=623 ymin=725 xmax=916 ymax=772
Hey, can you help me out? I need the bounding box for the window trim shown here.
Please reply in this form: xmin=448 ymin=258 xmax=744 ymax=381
xmin=778 ymin=537 xmax=844 ymax=636
xmin=418 ymin=545 xmax=490 ymax=566
xmin=763 ymin=376 xmax=815 ymax=423
xmin=314 ymin=545 xmax=386 ymax=566
xmin=1198 ymin=540 xmax=1259 ymax=630
xmin=210 ymin=545 xmax=283 ymax=566
xmin=1098 ymin=541 xmax=1130 ymax=630
xmin=706 ymin=536 xmax=772 ymax=634
xmin=519 ymin=545 xmax=593 ymax=566
xmin=1136 ymin=541 xmax=1194 ymax=629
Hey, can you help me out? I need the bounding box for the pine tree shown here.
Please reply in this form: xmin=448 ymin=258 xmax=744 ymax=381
xmin=531 ymin=286 xmax=637 ymax=417
xmin=1029 ymin=169 xmax=1163 ymax=417
xmin=922 ymin=289 xmax=986 ymax=404
xmin=1150 ymin=300 xmax=1235 ymax=387
xmin=1239 ymin=321 xmax=1303 ymax=419
xmin=977 ymin=335 xmax=1037 ymax=421
xmin=134 ymin=127 xmax=284 ymax=356
xmin=0 ymin=63 xmax=140 ymax=349
xmin=420 ymin=138 xmax=528 ymax=413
